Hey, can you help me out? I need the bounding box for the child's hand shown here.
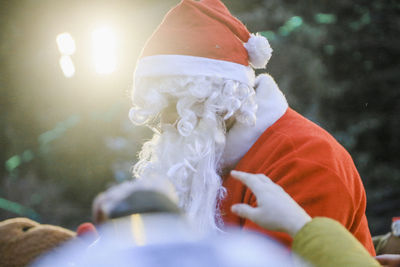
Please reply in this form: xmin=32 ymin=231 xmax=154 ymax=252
xmin=230 ymin=170 xmax=311 ymax=237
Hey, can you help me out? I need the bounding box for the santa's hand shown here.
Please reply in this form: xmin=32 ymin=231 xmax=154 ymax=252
xmin=230 ymin=170 xmax=311 ymax=237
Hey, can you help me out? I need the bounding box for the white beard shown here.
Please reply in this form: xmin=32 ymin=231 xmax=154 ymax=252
xmin=133 ymin=119 xmax=227 ymax=234
xmin=130 ymin=75 xmax=260 ymax=233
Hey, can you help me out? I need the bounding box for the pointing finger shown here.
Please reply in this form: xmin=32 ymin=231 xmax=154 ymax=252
xmin=231 ymin=204 xmax=258 ymax=222
xmin=230 ymin=171 xmax=270 ymax=195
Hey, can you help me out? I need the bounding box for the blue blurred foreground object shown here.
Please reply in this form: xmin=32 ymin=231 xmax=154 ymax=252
xmin=32 ymin=186 xmax=305 ymax=267
xmin=32 ymin=214 xmax=303 ymax=267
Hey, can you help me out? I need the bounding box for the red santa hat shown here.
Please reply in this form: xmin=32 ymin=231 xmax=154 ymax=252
xmin=134 ymin=0 xmax=272 ymax=87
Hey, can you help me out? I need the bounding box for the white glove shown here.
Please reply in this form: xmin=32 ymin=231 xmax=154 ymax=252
xmin=230 ymin=170 xmax=311 ymax=237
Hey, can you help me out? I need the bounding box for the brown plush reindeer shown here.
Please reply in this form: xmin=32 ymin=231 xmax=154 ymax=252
xmin=0 ymin=217 xmax=75 ymax=267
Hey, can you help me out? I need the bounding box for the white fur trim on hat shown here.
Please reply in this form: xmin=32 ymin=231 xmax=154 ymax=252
xmin=134 ymin=55 xmax=256 ymax=87
xmin=244 ymin=34 xmax=273 ymax=69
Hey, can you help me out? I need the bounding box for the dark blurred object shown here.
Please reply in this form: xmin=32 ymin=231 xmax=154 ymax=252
xmin=109 ymin=190 xmax=181 ymax=219
xmin=92 ymin=179 xmax=179 ymax=224
xmin=373 ymin=217 xmax=400 ymax=255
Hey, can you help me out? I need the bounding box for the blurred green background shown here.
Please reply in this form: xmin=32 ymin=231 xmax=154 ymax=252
xmin=0 ymin=0 xmax=399 ymax=235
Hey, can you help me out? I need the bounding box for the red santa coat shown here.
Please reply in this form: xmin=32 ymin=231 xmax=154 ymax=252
xmin=220 ymin=75 xmax=375 ymax=256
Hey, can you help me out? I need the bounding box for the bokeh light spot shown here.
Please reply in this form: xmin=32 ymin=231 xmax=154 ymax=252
xmin=92 ymin=26 xmax=117 ymax=74
xmin=21 ymin=150 xmax=35 ymax=162
xmin=56 ymin=32 xmax=76 ymax=55
xmin=5 ymin=155 xmax=21 ymax=172
xmin=59 ymin=55 xmax=75 ymax=78
xmin=315 ymin=13 xmax=337 ymax=24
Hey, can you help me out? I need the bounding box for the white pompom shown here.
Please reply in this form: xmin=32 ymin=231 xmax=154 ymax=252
xmin=244 ymin=33 xmax=273 ymax=69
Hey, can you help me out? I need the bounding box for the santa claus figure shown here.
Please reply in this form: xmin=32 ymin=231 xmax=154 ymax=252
xmin=128 ymin=0 xmax=375 ymax=255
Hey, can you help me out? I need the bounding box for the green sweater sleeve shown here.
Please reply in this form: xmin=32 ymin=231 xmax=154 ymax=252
xmin=292 ymin=217 xmax=380 ymax=267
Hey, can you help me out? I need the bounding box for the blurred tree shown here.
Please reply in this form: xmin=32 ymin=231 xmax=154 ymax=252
xmin=230 ymin=0 xmax=400 ymax=234
xmin=0 ymin=0 xmax=162 ymax=228
xmin=316 ymin=0 xmax=400 ymax=233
